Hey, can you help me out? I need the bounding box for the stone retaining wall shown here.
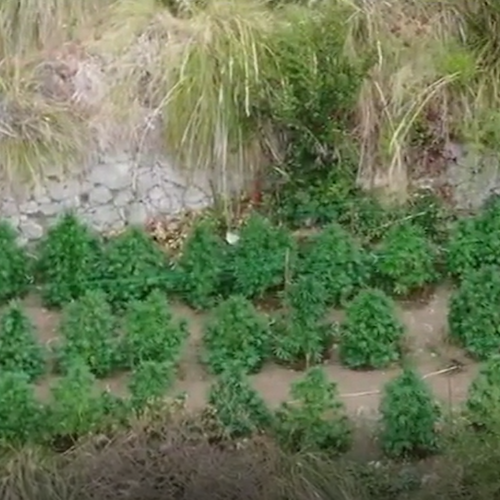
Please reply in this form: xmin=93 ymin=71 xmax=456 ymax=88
xmin=0 ymin=154 xmax=222 ymax=245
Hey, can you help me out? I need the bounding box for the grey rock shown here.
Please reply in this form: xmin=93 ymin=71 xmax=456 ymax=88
xmin=39 ymin=202 xmax=60 ymax=217
xmin=135 ymin=170 xmax=158 ymax=195
xmin=19 ymin=201 xmax=40 ymax=215
xmin=148 ymin=185 xmax=165 ymax=202
xmin=19 ymin=220 xmax=44 ymax=240
xmin=89 ymin=185 xmax=113 ymax=205
xmin=46 ymin=180 xmax=80 ymax=202
xmin=91 ymin=205 xmax=122 ymax=231
xmin=127 ymin=202 xmax=148 ymax=225
xmin=89 ymin=161 xmax=131 ymax=191
xmin=183 ymin=185 xmax=210 ymax=209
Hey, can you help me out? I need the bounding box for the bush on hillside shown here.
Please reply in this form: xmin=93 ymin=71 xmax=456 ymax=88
xmin=56 ymin=290 xmax=120 ymax=378
xmin=208 ymin=368 xmax=273 ymax=439
xmin=0 ymin=371 xmax=44 ymax=446
xmin=226 ymin=214 xmax=297 ymax=299
xmin=379 ymin=368 xmax=440 ymax=458
xmin=465 ymin=354 xmax=500 ymax=432
xmin=273 ymin=276 xmax=333 ymax=366
xmin=36 ymin=213 xmax=103 ymax=307
xmin=375 ymin=222 xmax=437 ymax=296
xmin=203 ymin=295 xmax=271 ymax=375
xmin=448 ymin=265 xmax=500 ymax=360
xmin=298 ymin=223 xmax=372 ymax=306
xmin=176 ymin=219 xmax=228 ymax=309
xmin=0 ymin=221 xmax=31 ymax=303
xmin=275 ymin=367 xmax=351 ymax=453
xmin=121 ymin=290 xmax=189 ymax=369
xmin=100 ymin=227 xmax=176 ymax=309
xmin=339 ymin=289 xmax=404 ymax=369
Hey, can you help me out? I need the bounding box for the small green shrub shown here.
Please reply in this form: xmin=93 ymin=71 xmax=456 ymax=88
xmin=375 ymin=222 xmax=437 ymax=295
xmin=176 ymin=219 xmax=227 ymax=309
xmin=100 ymin=227 xmax=175 ymax=309
xmin=46 ymin=360 xmax=110 ymax=439
xmin=128 ymin=361 xmax=175 ymax=412
xmin=208 ymin=368 xmax=273 ymax=439
xmin=57 ymin=290 xmax=120 ymax=378
xmin=465 ymin=354 xmax=500 ymax=431
xmin=273 ymin=276 xmax=332 ymax=366
xmin=379 ymin=368 xmax=440 ymax=458
xmin=275 ymin=367 xmax=351 ymax=453
xmin=448 ymin=265 xmax=500 ymax=360
xmin=0 ymin=371 xmax=44 ymax=445
xmin=339 ymin=289 xmax=404 ymax=369
xmin=298 ymin=223 xmax=372 ymax=306
xmin=0 ymin=221 xmax=31 ymax=303
xmin=203 ymin=295 xmax=271 ymax=375
xmin=122 ymin=290 xmax=188 ymax=368
xmin=227 ymin=214 xmax=296 ymax=299
xmin=0 ymin=302 xmax=46 ymax=381
xmin=36 ymin=213 xmax=103 ymax=307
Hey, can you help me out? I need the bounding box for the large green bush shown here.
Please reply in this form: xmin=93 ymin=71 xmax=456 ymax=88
xmin=339 ymin=289 xmax=404 ymax=369
xmin=226 ymin=214 xmax=297 ymax=299
xmin=121 ymin=290 xmax=188 ymax=368
xmin=375 ymin=222 xmax=437 ymax=296
xmin=0 ymin=302 xmax=46 ymax=381
xmin=203 ymin=295 xmax=271 ymax=375
xmin=379 ymin=368 xmax=440 ymax=458
xmin=0 ymin=371 xmax=44 ymax=446
xmin=207 ymin=368 xmax=273 ymax=439
xmin=100 ymin=227 xmax=175 ymax=309
xmin=56 ymin=290 xmax=120 ymax=378
xmin=176 ymin=219 xmax=227 ymax=309
xmin=275 ymin=367 xmax=351 ymax=453
xmin=298 ymin=223 xmax=372 ymax=306
xmin=448 ymin=265 xmax=500 ymax=359
xmin=36 ymin=213 xmax=103 ymax=307
xmin=273 ymin=276 xmax=332 ymax=366
xmin=0 ymin=221 xmax=31 ymax=303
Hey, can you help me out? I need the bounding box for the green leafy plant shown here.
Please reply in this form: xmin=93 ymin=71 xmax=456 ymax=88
xmin=375 ymin=222 xmax=437 ymax=295
xmin=56 ymin=290 xmax=120 ymax=378
xmin=298 ymin=223 xmax=372 ymax=306
xmin=448 ymin=265 xmax=500 ymax=360
xmin=0 ymin=371 xmax=44 ymax=445
xmin=122 ymin=290 xmax=189 ymax=368
xmin=128 ymin=360 xmax=175 ymax=412
xmin=208 ymin=368 xmax=273 ymax=439
xmin=339 ymin=289 xmax=404 ymax=369
xmin=274 ymin=367 xmax=351 ymax=453
xmin=100 ymin=227 xmax=175 ymax=309
xmin=203 ymin=295 xmax=271 ymax=375
xmin=226 ymin=214 xmax=296 ymax=299
xmin=36 ymin=212 xmax=103 ymax=308
xmin=0 ymin=220 xmax=31 ymax=303
xmin=379 ymin=368 xmax=440 ymax=458
xmin=46 ymin=360 xmax=110 ymax=439
xmin=273 ymin=276 xmax=333 ymax=367
xmin=176 ymin=219 xmax=227 ymax=309
xmin=0 ymin=302 xmax=46 ymax=381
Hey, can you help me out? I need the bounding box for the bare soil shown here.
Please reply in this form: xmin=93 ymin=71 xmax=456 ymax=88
xmin=22 ymin=286 xmax=478 ymax=419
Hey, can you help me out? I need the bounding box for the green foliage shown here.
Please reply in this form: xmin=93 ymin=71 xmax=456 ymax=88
xmin=275 ymin=367 xmax=351 ymax=453
xmin=208 ymin=368 xmax=273 ymax=438
xmin=0 ymin=371 xmax=43 ymax=445
xmin=128 ymin=361 xmax=175 ymax=412
xmin=379 ymin=368 xmax=440 ymax=458
xmin=448 ymin=265 xmax=500 ymax=360
xmin=273 ymin=276 xmax=332 ymax=366
xmin=466 ymin=355 xmax=500 ymax=432
xmin=122 ymin=290 xmax=188 ymax=368
xmin=100 ymin=227 xmax=175 ymax=309
xmin=298 ymin=223 xmax=372 ymax=306
xmin=46 ymin=360 xmax=110 ymax=439
xmin=203 ymin=295 xmax=271 ymax=375
xmin=375 ymin=222 xmax=437 ymax=296
xmin=36 ymin=213 xmax=103 ymax=308
xmin=339 ymin=289 xmax=404 ymax=369
xmin=226 ymin=214 xmax=296 ymax=299
xmin=176 ymin=219 xmax=227 ymax=309
xmin=0 ymin=220 xmax=31 ymax=303
xmin=0 ymin=302 xmax=46 ymax=381
xmin=57 ymin=290 xmax=120 ymax=378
